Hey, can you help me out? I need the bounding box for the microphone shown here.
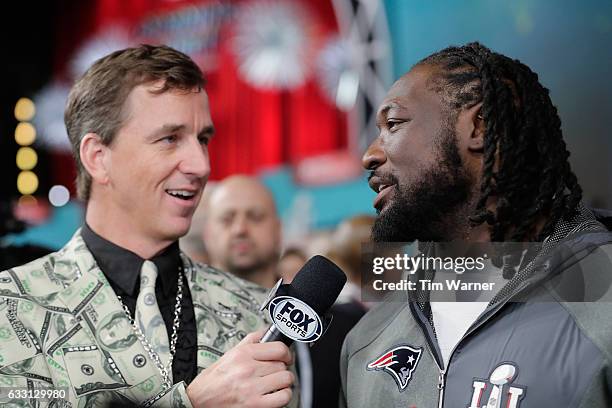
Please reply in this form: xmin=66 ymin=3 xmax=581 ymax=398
xmin=260 ymin=255 xmax=347 ymax=345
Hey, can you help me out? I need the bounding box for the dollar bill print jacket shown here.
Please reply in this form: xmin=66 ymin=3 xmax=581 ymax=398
xmin=0 ymin=230 xmax=298 ymax=407
xmin=340 ymin=206 xmax=612 ymax=408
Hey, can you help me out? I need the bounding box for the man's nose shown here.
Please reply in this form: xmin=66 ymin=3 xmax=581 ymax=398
xmin=362 ymin=137 xmax=386 ymax=170
xmin=230 ymin=216 xmax=249 ymax=236
xmin=181 ymin=140 xmax=210 ymax=178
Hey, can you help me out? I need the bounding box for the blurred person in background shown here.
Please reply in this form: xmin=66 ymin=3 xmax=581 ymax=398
xmin=340 ymin=42 xmax=612 ymax=408
xmin=203 ymin=175 xmax=281 ymax=289
xmin=326 ymin=214 xmax=375 ymax=311
xmin=278 ymin=246 xmax=308 ymax=283
xmin=0 ymin=45 xmax=296 ymax=408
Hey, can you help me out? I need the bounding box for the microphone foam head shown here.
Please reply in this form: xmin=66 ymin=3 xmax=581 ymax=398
xmin=289 ymin=255 xmax=347 ymax=315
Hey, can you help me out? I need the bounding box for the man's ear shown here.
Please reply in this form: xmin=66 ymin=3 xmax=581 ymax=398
xmin=456 ymin=102 xmax=485 ymax=153
xmin=466 ymin=102 xmax=485 ymax=152
xmin=79 ymin=133 xmax=110 ymax=185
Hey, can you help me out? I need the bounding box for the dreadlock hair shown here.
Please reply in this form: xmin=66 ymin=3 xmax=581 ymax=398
xmin=416 ymin=42 xmax=582 ymax=242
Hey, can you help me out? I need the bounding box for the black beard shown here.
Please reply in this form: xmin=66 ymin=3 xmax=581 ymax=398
xmin=371 ymin=130 xmax=473 ymax=243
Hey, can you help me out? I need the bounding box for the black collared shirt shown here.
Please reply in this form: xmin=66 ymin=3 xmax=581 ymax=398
xmin=81 ymin=224 xmax=197 ymax=385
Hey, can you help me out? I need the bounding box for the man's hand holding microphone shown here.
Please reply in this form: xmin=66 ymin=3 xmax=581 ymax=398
xmin=187 ymin=256 xmax=346 ymax=407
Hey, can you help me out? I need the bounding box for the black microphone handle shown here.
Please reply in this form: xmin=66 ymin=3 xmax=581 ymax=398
xmin=260 ymin=325 xmax=294 ymax=346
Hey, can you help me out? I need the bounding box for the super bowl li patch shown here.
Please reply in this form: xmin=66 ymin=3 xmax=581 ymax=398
xmin=367 ymin=344 xmax=423 ymax=391
xmin=467 ymin=362 xmax=526 ymax=408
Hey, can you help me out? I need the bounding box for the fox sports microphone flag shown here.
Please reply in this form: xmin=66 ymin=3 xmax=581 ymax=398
xmin=261 ymin=255 xmax=347 ymax=344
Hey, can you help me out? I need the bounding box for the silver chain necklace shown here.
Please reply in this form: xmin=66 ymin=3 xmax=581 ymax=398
xmin=117 ymin=258 xmax=187 ymax=390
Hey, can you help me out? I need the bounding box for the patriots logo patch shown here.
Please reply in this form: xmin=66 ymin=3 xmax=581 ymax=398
xmin=367 ymin=344 xmax=423 ymax=391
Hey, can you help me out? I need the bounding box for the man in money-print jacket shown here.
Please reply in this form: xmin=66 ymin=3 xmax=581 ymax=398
xmin=0 ymin=44 xmax=296 ymax=408
xmin=0 ymin=231 xmax=298 ymax=407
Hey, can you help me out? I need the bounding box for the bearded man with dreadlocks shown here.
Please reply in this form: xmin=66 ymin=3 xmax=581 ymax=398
xmin=339 ymin=42 xmax=612 ymax=408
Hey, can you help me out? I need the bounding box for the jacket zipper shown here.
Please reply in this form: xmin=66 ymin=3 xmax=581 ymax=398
xmin=437 ymin=368 xmax=446 ymax=408
xmin=418 ymin=338 xmax=446 ymax=408
xmin=409 ymin=302 xmax=446 ymax=408
xmin=435 ymin=337 xmax=469 ymax=408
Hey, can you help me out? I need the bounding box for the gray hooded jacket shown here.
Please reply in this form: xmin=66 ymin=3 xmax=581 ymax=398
xmin=340 ymin=206 xmax=612 ymax=408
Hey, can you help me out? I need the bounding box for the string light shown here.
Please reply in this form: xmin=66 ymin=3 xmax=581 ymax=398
xmin=14 ymin=98 xmax=39 ymax=201
xmin=18 ymin=195 xmax=38 ymax=206
xmin=15 ymin=122 xmax=36 ymax=146
xmin=17 ymin=171 xmax=39 ymax=195
xmin=16 ymin=147 xmax=38 ymax=170
xmin=14 ymin=97 xmax=35 ymax=121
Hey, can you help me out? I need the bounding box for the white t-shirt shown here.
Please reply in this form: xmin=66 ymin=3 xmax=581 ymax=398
xmin=430 ymin=301 xmax=489 ymax=367
xmin=430 ymin=262 xmax=507 ymax=368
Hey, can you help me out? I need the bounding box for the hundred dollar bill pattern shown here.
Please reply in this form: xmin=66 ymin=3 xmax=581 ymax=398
xmin=0 ymin=230 xmax=298 ymax=407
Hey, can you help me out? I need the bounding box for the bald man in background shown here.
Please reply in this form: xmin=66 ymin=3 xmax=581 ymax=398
xmin=203 ymin=175 xmax=281 ymax=289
